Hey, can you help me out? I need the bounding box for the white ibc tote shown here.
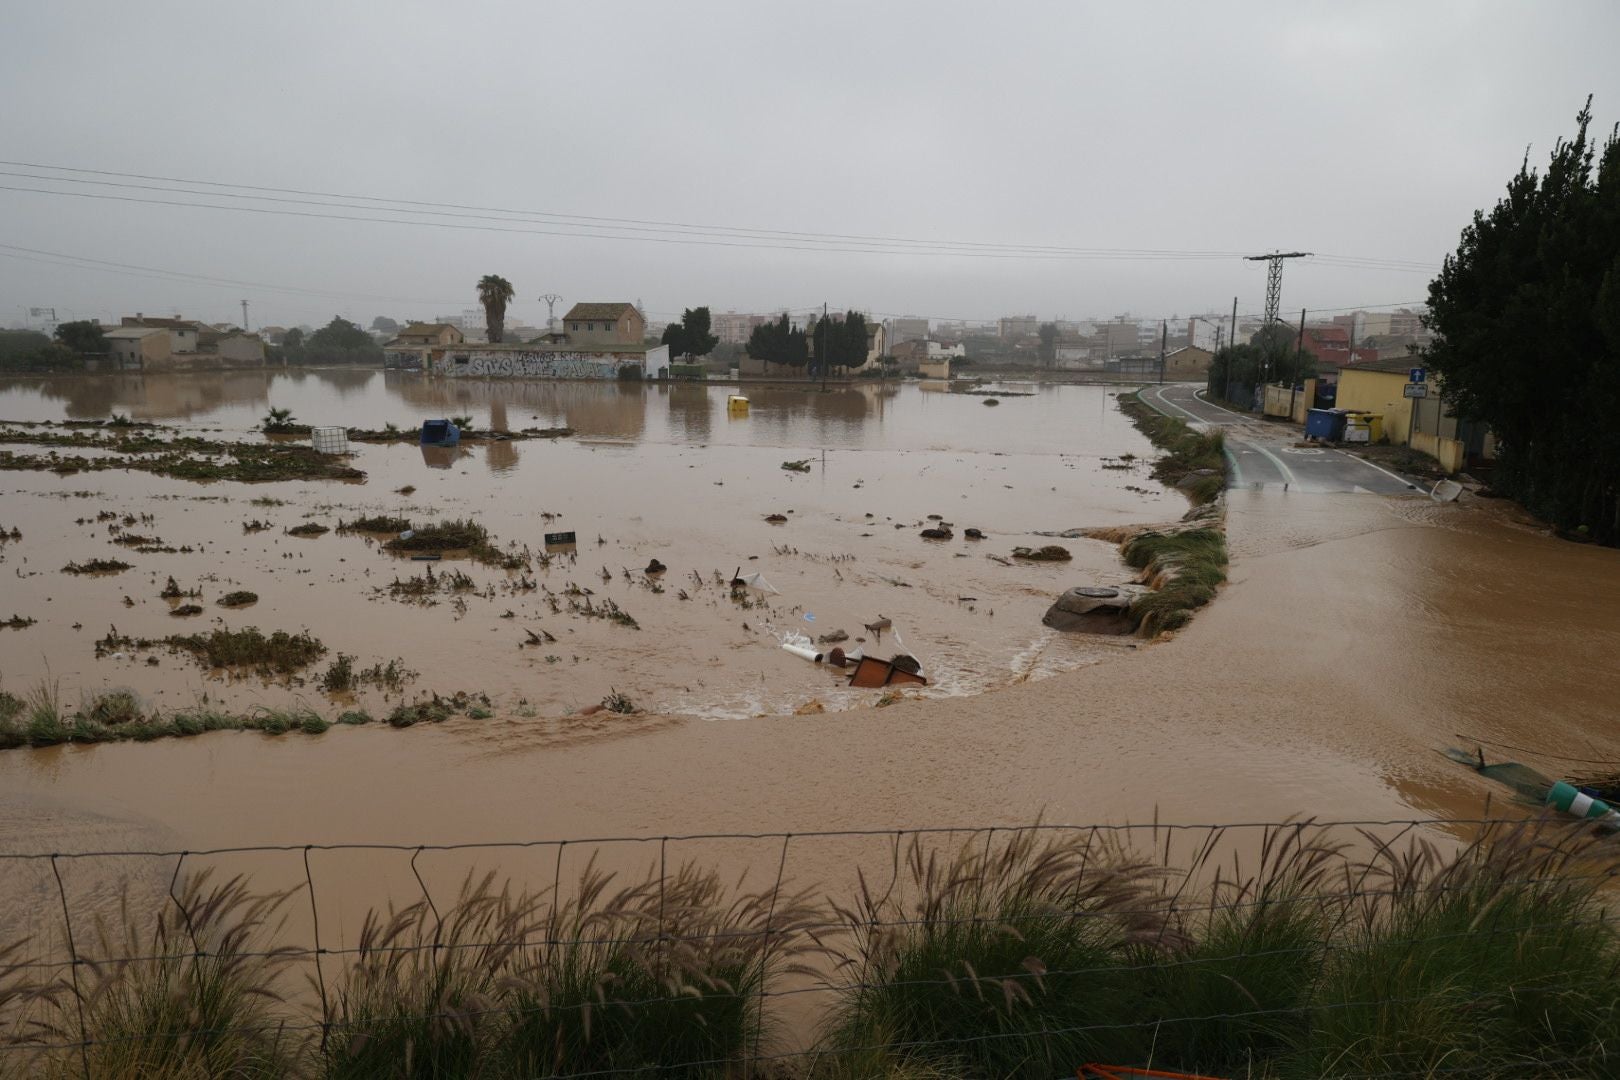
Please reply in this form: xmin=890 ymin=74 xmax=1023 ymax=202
xmin=311 ymin=426 xmax=349 ymax=454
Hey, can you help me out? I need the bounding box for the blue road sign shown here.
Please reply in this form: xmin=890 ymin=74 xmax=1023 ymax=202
xmin=1409 ymin=367 xmax=1427 ymax=384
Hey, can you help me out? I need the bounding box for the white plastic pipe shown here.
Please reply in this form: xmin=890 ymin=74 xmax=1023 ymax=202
xmin=781 ymin=642 xmax=824 ymax=663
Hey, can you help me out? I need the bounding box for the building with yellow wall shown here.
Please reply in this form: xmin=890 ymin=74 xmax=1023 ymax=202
xmin=1336 ymin=357 xmax=1419 ymax=444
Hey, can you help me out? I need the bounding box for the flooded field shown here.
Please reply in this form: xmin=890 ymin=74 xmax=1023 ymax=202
xmin=0 ymin=372 xmax=1174 ymax=725
xmin=4 ymin=370 xmax=1620 ymax=1051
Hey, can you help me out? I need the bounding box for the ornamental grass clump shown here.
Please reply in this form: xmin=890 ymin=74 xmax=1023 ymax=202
xmin=818 ymin=828 xmax=1179 ymax=1078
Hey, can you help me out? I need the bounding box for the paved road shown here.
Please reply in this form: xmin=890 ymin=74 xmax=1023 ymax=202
xmin=1140 ymin=382 xmax=1421 ymax=496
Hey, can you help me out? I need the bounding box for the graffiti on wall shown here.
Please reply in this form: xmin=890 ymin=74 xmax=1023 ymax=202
xmin=433 ymin=350 xmax=639 ymax=380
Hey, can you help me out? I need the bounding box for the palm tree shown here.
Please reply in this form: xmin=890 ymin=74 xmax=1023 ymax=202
xmin=477 ymin=275 xmax=515 ymax=343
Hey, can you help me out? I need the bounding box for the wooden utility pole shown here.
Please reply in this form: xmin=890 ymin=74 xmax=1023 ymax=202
xmin=1157 ymin=321 xmax=1167 ymax=384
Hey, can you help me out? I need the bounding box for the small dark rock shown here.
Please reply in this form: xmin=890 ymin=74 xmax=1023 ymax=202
xmin=964 ymin=528 xmax=985 ymax=540
xmin=1012 ymin=545 xmax=1072 ymax=561
xmin=920 ymin=527 xmax=954 ymax=540
xmin=645 ymin=559 xmax=667 ymax=574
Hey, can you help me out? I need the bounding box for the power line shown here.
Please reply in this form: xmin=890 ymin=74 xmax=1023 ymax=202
xmin=0 ymin=159 xmax=1265 ymax=259
xmin=0 ymin=243 xmax=464 ymax=306
xmin=0 ymin=161 xmax=1442 ymax=269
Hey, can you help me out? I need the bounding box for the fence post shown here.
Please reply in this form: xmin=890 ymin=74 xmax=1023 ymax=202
xmin=750 ymin=833 xmax=793 ymax=1071
xmin=49 ymin=856 xmax=92 ymax=1080
xmin=303 ymin=846 xmax=331 ymax=1057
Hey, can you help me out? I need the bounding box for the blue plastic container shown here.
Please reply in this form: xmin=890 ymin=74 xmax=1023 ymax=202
xmin=1305 ymin=408 xmax=1346 ymax=441
xmin=419 ymin=419 xmax=460 ymax=447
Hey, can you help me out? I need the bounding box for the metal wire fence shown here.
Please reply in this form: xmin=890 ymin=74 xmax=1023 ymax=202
xmin=1 ymin=814 xmax=1616 ymax=1078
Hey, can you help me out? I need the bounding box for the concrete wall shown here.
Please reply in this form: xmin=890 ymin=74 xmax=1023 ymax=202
xmin=918 ymin=358 xmax=950 ymax=380
xmin=214 ymin=335 xmax=266 ymax=364
xmin=434 ymin=348 xmax=647 ymax=379
xmin=1262 ymin=384 xmax=1294 ymax=418
xmin=1336 ymin=369 xmax=1412 ymax=444
xmin=1291 ymin=378 xmax=1318 ymax=424
xmin=1410 ymin=430 xmax=1465 ymax=474
xmin=109 ymin=333 xmax=170 ymax=370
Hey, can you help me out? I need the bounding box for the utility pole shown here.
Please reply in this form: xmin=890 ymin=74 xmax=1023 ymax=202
xmin=1157 ymin=321 xmax=1167 ymax=384
xmin=820 ymin=301 xmax=828 ymax=391
xmin=240 ymin=299 xmax=249 ymax=332
xmin=1289 ymin=308 xmax=1307 ymax=418
xmin=538 ymin=293 xmax=562 ymax=333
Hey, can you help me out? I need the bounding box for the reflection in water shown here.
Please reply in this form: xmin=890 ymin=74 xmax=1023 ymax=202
xmin=391 ymin=376 xmax=648 ymax=440
xmin=1 ymin=369 xmax=1140 ymax=457
xmin=420 ymin=444 xmax=469 ymax=469
xmin=485 ymin=400 xmax=519 ymax=473
xmin=664 ymin=382 xmax=712 ymax=442
xmin=23 ymin=371 xmax=276 ymax=421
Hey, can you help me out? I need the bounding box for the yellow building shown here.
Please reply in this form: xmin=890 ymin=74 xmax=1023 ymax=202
xmin=1335 ymin=358 xmax=1419 ymax=445
xmin=1336 ymin=356 xmax=1474 ymax=473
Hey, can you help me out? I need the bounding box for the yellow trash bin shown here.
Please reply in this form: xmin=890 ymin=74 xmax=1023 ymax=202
xmin=1364 ymin=413 xmax=1384 ymax=443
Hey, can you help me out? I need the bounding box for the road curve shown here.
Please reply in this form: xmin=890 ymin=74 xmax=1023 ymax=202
xmin=1140 ymin=382 xmax=1422 ymax=496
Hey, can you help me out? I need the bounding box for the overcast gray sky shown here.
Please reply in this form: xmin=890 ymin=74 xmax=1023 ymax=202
xmin=3 ymin=1 xmax=1617 ymax=330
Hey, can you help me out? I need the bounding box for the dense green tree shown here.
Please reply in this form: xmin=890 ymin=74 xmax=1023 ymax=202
xmin=660 ymin=321 xmax=687 ymax=359
xmin=809 ymin=311 xmax=870 ymax=373
xmin=370 ymin=316 xmax=399 ymax=334
xmin=1208 ymin=342 xmax=1316 ymax=399
xmin=745 ymin=314 xmax=809 ymax=370
xmin=54 ymin=320 xmax=108 ymax=355
xmin=663 ymin=307 xmax=719 ymax=360
xmin=0 ymin=329 xmax=78 ymax=372
xmin=288 ymin=317 xmax=384 ymax=365
xmin=1037 ymin=322 xmax=1058 ymax=364
xmin=477 ymin=275 xmax=515 ymax=343
xmin=1424 ymin=98 xmax=1620 ymax=544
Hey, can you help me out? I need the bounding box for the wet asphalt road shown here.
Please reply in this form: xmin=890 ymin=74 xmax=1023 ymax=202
xmin=1139 ymin=382 xmax=1422 ymax=496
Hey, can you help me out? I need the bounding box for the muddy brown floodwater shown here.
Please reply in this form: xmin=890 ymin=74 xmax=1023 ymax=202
xmin=2 ymin=370 xmax=1620 ymax=1040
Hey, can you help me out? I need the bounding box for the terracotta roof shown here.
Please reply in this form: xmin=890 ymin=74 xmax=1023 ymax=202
xmin=563 ymin=302 xmax=638 ymax=322
xmin=399 ymin=322 xmax=459 ymax=336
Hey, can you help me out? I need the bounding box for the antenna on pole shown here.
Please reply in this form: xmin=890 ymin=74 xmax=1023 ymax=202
xmin=1242 ymin=251 xmax=1311 ymax=326
xmin=538 ymin=293 xmax=562 ymax=332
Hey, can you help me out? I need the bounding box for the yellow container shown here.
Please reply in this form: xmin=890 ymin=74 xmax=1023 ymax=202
xmin=727 ymin=395 xmax=749 ymax=414
xmin=1365 ymin=413 xmax=1384 ymax=443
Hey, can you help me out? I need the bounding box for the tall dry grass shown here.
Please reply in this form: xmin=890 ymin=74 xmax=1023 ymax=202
xmin=2 ymin=819 xmax=1617 ymax=1078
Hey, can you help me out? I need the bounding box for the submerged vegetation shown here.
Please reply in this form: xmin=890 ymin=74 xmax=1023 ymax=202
xmin=0 ymin=682 xmax=487 ymax=750
xmin=61 ymin=557 xmax=131 ymax=574
xmin=0 ymin=425 xmax=364 ymax=482
xmin=381 ymin=517 xmax=528 ymax=568
xmin=0 ymin=820 xmax=1614 ymax=1077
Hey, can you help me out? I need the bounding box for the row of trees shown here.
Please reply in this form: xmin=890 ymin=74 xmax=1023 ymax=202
xmin=0 ymin=321 xmax=111 ymax=372
xmin=745 ymin=311 xmax=870 ymax=373
xmin=1207 ymin=323 xmax=1318 ymax=401
xmin=1424 ymin=99 xmax=1620 ymax=544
